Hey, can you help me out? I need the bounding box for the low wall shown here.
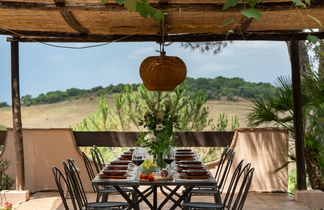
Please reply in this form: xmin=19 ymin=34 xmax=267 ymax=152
xmin=0 ymin=128 xmax=288 ymax=193
xmin=1 ymin=129 xmax=93 ymax=192
xmin=230 ymin=128 xmax=288 ymax=192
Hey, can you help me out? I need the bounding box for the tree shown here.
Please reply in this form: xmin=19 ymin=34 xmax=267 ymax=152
xmin=0 ymin=102 xmax=9 ymax=108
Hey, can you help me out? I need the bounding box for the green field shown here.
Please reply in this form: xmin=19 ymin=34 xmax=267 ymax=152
xmin=0 ymin=96 xmax=252 ymax=129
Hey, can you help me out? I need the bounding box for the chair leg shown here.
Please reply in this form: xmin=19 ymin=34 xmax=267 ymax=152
xmin=101 ymin=192 xmax=109 ymax=202
xmin=96 ymin=192 xmax=100 ymax=202
xmin=213 ymin=192 xmax=221 ymax=204
xmin=184 ymin=193 xmax=192 ymax=202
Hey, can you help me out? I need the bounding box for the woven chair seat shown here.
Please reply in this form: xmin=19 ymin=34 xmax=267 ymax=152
xmin=86 ymin=201 xmax=128 ymax=208
xmin=183 ymin=202 xmax=224 ymax=209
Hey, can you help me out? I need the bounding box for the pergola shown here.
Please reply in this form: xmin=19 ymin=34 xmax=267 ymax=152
xmin=1 ymin=0 xmax=324 ymax=192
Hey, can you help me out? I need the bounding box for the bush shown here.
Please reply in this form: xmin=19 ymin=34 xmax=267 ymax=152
xmin=0 ymin=158 xmax=14 ymax=191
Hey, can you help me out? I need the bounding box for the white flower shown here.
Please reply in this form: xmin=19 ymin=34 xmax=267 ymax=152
xmin=144 ymin=133 xmax=156 ymax=142
xmin=155 ymin=123 xmax=165 ymax=131
xmin=157 ymin=111 xmax=165 ymax=119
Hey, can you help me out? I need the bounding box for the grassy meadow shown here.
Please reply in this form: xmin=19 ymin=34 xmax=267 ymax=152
xmin=0 ymin=96 xmax=252 ymax=129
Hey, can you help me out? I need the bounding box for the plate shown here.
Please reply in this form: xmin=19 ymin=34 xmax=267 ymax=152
xmin=110 ymin=160 xmax=131 ymax=165
xmin=181 ymin=169 xmax=209 ymax=176
xmin=102 ymin=170 xmax=128 ymax=176
xmin=106 ymin=165 xmax=128 ymax=170
xmin=177 ymin=164 xmax=205 ymax=169
xmin=176 ymin=149 xmax=192 ymax=152
xmin=176 ymin=160 xmax=202 ymax=165
xmin=175 ymin=154 xmax=195 ymax=157
xmin=99 ymin=174 xmax=127 ymax=179
xmin=179 ymin=174 xmax=211 ymax=180
xmin=175 ymin=157 xmax=196 ymax=161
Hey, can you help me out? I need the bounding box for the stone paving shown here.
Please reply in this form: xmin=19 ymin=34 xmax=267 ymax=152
xmin=15 ymin=191 xmax=310 ymax=210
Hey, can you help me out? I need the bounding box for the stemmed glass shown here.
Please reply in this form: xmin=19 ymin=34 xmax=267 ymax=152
xmin=163 ymin=148 xmax=175 ymax=173
xmin=132 ymin=148 xmax=146 ymax=178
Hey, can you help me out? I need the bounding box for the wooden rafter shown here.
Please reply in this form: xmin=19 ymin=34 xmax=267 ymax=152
xmin=53 ymin=0 xmax=89 ymax=33
xmin=0 ymin=1 xmax=324 ymax=12
xmin=4 ymin=30 xmax=324 ymax=42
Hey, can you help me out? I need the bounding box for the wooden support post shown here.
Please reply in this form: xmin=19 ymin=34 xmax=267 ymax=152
xmin=11 ymin=40 xmax=25 ymax=191
xmin=290 ymin=41 xmax=306 ymax=190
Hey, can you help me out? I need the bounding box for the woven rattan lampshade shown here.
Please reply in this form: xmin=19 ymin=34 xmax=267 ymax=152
xmin=140 ymin=52 xmax=187 ymax=91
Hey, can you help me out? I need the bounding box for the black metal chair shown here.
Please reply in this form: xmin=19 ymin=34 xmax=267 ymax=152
xmin=81 ymin=152 xmax=136 ymax=203
xmin=90 ymin=146 xmax=105 ymax=174
xmin=182 ymin=160 xmax=254 ymax=210
xmin=63 ymin=159 xmax=128 ymax=210
xmin=186 ymin=147 xmax=235 ymax=203
xmin=52 ymin=166 xmax=78 ymax=210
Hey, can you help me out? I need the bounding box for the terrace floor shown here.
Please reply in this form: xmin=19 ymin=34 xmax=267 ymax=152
xmin=15 ymin=191 xmax=310 ymax=210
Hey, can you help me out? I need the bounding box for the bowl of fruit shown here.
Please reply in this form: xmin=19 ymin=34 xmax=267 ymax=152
xmin=140 ymin=159 xmax=159 ymax=175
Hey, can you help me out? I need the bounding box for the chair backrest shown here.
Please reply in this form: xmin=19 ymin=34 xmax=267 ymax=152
xmin=63 ymin=160 xmax=88 ymax=210
xmin=222 ymin=161 xmax=254 ymax=210
xmin=51 ymin=166 xmax=77 ymax=210
xmin=93 ymin=145 xmax=105 ymax=164
xmin=215 ymin=147 xmax=235 ymax=192
xmin=81 ymin=152 xmax=98 ymax=192
xmin=232 ymin=167 xmax=254 ymax=210
xmin=90 ymin=146 xmax=104 ymax=174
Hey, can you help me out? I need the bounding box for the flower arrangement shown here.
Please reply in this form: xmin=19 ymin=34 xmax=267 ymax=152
xmin=136 ymin=93 xmax=179 ymax=168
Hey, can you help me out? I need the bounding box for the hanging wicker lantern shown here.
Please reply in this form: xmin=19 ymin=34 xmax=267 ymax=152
xmin=140 ymin=51 xmax=187 ymax=91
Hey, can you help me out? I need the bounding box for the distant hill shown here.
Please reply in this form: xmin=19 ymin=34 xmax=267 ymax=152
xmin=1 ymin=77 xmax=276 ymax=107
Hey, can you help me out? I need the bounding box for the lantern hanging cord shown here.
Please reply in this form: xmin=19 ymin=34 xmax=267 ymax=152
xmin=160 ymin=15 xmax=166 ymax=54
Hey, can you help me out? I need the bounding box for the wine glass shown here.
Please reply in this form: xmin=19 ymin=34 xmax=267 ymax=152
xmin=163 ymin=148 xmax=175 ymax=173
xmin=132 ymin=148 xmax=146 ymax=178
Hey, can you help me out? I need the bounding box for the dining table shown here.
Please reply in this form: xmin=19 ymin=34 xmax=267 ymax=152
xmin=91 ymin=149 xmax=217 ymax=210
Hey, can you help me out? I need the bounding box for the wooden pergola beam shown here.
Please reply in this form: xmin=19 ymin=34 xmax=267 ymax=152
xmin=0 ymin=1 xmax=324 ymax=12
xmin=5 ymin=31 xmax=324 ymax=42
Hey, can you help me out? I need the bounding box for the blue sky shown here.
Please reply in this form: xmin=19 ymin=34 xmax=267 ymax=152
xmin=0 ymin=36 xmax=291 ymax=103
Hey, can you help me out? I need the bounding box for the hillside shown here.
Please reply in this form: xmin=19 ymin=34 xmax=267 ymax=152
xmin=0 ymin=77 xmax=276 ymax=107
xmin=0 ymin=97 xmax=252 ymax=129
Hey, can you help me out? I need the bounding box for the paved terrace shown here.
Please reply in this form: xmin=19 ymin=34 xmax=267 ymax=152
xmin=16 ymin=191 xmax=310 ymax=210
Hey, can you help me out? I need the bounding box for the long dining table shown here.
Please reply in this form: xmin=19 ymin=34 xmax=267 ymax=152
xmin=91 ymin=149 xmax=217 ymax=210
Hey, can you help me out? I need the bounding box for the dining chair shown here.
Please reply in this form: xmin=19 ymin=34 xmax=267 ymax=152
xmin=52 ymin=166 xmax=78 ymax=210
xmin=81 ymin=152 xmax=136 ymax=203
xmin=182 ymin=160 xmax=254 ymax=210
xmin=63 ymin=159 xmax=128 ymax=210
xmin=185 ymin=146 xmax=235 ymax=203
xmin=90 ymin=146 xmax=105 ymax=174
